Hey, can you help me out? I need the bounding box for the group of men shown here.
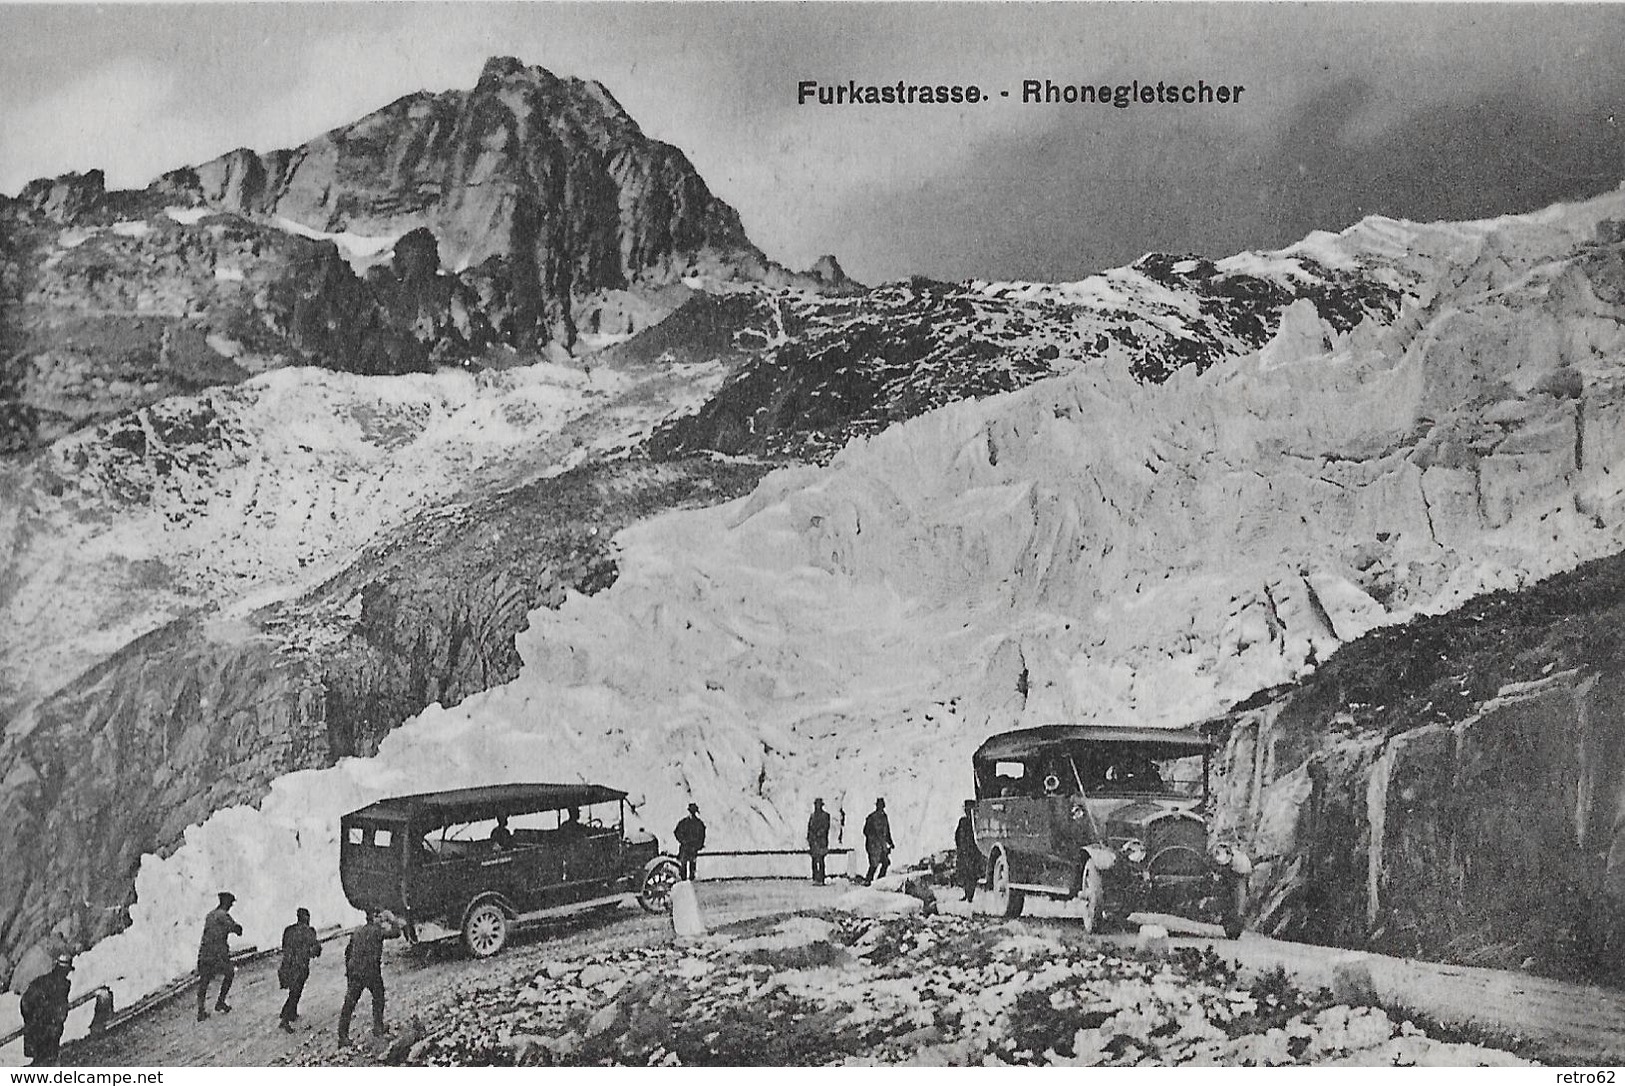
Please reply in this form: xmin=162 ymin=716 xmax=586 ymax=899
xmin=192 ymin=891 xmax=401 ymax=1045
xmin=809 ymin=797 xmax=897 ymax=885
xmin=672 ymin=797 xmax=899 ymax=886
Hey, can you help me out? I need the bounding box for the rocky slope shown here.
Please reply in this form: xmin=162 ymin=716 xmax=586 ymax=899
xmin=2 ymin=175 xmax=511 ymax=454
xmin=1213 ymin=546 xmax=1625 ymax=983
xmin=0 ymin=57 xmax=857 ymax=456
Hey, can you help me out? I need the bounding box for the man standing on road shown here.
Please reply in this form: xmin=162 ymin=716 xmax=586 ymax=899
xmin=807 ymin=798 xmax=832 ymax=885
xmin=196 ymin=891 xmax=242 ymax=1021
xmin=863 ymin=798 xmax=894 ymax=885
xmin=955 ymin=800 xmax=981 ymax=903
xmin=20 ymin=953 xmax=72 ymax=1066
xmin=338 ymin=909 xmax=401 ymax=1046
xmin=674 ymin=803 xmax=706 ymax=881
xmin=277 ymin=907 xmax=322 ymax=1033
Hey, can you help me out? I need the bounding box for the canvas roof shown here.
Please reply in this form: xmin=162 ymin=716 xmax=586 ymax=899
xmin=974 ymin=725 xmax=1210 ymax=762
xmin=342 ymin=783 xmax=626 ymax=827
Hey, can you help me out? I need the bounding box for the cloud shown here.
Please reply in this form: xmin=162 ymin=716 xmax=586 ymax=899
xmin=0 ymin=58 xmax=212 ymax=193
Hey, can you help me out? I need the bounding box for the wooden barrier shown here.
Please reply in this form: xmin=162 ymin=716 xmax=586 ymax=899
xmin=0 ymin=924 xmax=351 ymax=1054
xmin=686 ymin=847 xmax=854 ymax=881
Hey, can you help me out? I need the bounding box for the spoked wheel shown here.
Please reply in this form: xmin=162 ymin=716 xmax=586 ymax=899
xmin=987 ymin=850 xmax=1025 ymax=918
xmin=462 ymin=901 xmax=509 ymax=959
xmin=638 ymin=856 xmax=683 ymax=914
xmin=1079 ymin=858 xmax=1105 ymax=934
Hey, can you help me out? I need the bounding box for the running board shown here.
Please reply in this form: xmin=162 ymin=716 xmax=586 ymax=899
xmin=1010 ymin=882 xmax=1072 ymax=896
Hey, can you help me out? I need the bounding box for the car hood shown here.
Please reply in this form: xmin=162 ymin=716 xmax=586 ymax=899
xmin=1098 ymin=798 xmax=1205 ymax=836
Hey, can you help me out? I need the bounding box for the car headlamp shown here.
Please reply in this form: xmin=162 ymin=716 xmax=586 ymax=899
xmin=1210 ymin=842 xmax=1233 ymax=866
xmin=1121 ymin=839 xmax=1147 ymax=864
xmin=1070 ymin=803 xmax=1088 ymax=821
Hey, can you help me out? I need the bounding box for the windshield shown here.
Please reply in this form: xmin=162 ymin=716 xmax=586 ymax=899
xmin=417 ymin=800 xmax=621 ymax=861
xmin=1084 ymin=748 xmax=1205 ymax=798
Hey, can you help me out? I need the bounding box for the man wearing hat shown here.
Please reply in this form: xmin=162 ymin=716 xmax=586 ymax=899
xmin=955 ymin=799 xmax=981 ymax=903
xmin=674 ymin=803 xmax=706 ymax=881
xmin=20 ymin=952 xmax=72 ymax=1065
xmin=806 ymin=798 xmax=832 ymax=884
xmin=863 ymin=798 xmax=894 ymax=885
xmin=196 ymin=891 xmax=242 ymax=1021
xmin=277 ymin=907 xmax=322 ymax=1033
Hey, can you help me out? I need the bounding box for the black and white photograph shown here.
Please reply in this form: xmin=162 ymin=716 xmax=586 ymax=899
xmin=2 ymin=0 xmax=1625 ymax=1071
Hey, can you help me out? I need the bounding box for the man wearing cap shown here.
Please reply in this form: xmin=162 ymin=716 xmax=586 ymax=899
xmin=806 ymin=798 xmax=832 ymax=884
xmin=674 ymin=803 xmax=706 ymax=881
xmin=338 ymin=909 xmax=402 ymax=1045
xmin=277 ymin=907 xmax=323 ymax=1033
xmin=20 ymin=952 xmax=72 ymax=1065
xmin=196 ymin=891 xmax=242 ymax=1021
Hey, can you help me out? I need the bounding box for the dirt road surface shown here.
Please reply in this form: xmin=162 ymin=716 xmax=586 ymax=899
xmin=44 ymin=880 xmax=1625 ymax=1067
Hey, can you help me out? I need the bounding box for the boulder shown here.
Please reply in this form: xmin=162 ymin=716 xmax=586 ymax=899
xmin=1134 ymin=925 xmax=1171 ymax=955
xmin=1330 ymin=954 xmax=1379 ymax=1006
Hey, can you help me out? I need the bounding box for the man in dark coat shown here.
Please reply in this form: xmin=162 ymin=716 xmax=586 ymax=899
xmin=863 ymin=798 xmax=894 ymax=885
xmin=674 ymin=803 xmax=706 ymax=881
xmin=196 ymin=891 xmax=242 ymax=1021
xmin=806 ymin=798 xmax=832 ymax=884
xmin=338 ymin=910 xmax=401 ymax=1045
xmin=277 ymin=907 xmax=322 ymax=1033
xmin=20 ymin=953 xmax=72 ymax=1065
xmin=955 ymin=800 xmax=981 ymax=902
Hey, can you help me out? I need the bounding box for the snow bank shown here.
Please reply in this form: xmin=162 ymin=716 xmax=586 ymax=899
xmin=165 ymin=206 xmax=213 ymax=225
xmin=273 ymin=216 xmax=403 ymax=273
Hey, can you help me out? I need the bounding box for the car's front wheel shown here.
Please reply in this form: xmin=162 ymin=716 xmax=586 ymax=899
xmin=462 ymin=901 xmax=510 ymax=958
xmin=1079 ymin=857 xmax=1105 ymax=934
xmin=638 ymin=856 xmax=683 ymax=914
xmin=987 ymin=850 xmax=1025 ymax=918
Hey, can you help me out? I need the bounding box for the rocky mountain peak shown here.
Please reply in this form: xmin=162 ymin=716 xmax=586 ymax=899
xmin=806 ymin=253 xmax=856 ymax=291
xmin=18 ymin=169 xmax=106 ymax=222
xmin=478 ymin=54 xmax=532 ymax=82
xmin=131 ymin=56 xmax=801 ymax=349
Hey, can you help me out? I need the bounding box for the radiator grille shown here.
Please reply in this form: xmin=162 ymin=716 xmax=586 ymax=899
xmin=1147 ymin=816 xmax=1207 ymax=878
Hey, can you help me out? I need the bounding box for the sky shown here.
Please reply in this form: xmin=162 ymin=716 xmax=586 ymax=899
xmin=1 ymin=2 xmax=1623 ymax=285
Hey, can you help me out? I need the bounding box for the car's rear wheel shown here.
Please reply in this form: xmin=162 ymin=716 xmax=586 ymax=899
xmin=987 ymin=850 xmax=1025 ymax=918
xmin=638 ymin=857 xmax=683 ymax=914
xmin=463 ymin=901 xmax=509 ymax=958
xmin=1079 ymin=858 xmax=1104 ymax=934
